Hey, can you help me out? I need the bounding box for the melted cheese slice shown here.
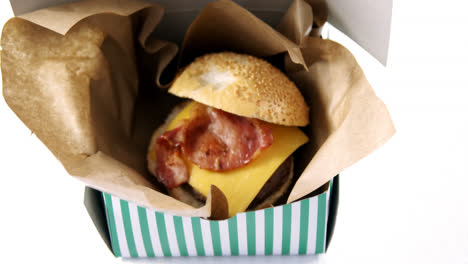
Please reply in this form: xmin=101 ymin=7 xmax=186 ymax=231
xmin=167 ymin=102 xmax=308 ymax=217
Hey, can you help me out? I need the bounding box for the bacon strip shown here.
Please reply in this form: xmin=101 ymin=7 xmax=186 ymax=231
xmin=155 ymin=104 xmax=273 ymax=188
xmin=155 ymin=126 xmax=188 ymax=188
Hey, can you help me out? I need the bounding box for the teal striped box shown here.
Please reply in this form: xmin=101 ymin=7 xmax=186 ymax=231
xmin=98 ymin=178 xmax=337 ymax=258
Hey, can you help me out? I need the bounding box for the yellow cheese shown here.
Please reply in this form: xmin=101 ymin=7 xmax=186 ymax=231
xmin=167 ymin=102 xmax=308 ymax=217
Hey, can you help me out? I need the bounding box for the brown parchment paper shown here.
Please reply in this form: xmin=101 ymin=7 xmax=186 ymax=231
xmin=284 ymin=37 xmax=395 ymax=202
xmin=1 ymin=0 xmax=395 ymax=218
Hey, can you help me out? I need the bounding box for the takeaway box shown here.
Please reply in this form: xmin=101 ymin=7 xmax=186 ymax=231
xmin=3 ymin=0 xmax=394 ymax=258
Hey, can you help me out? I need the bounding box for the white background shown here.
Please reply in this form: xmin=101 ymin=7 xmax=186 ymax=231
xmin=1 ymin=1 xmax=468 ymax=263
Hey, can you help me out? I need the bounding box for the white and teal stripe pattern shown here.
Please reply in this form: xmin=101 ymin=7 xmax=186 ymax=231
xmin=102 ymin=182 xmax=331 ymax=258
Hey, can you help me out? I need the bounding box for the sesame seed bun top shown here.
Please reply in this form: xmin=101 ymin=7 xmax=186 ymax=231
xmin=168 ymin=52 xmax=309 ymax=126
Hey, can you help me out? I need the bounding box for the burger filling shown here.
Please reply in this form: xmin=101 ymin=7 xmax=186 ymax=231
xmin=151 ymin=102 xmax=308 ymax=216
xmin=156 ymin=103 xmax=273 ymax=188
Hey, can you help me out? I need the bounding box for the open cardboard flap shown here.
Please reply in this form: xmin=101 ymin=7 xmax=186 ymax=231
xmin=9 ymin=0 xmax=393 ymax=65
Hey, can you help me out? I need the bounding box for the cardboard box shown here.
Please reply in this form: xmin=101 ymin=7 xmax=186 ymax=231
xmin=87 ymin=178 xmax=337 ymax=257
xmin=6 ymin=0 xmax=392 ymax=259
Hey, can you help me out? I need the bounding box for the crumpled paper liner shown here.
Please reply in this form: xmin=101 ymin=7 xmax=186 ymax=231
xmin=284 ymin=37 xmax=395 ymax=202
xmin=1 ymin=0 xmax=394 ymax=218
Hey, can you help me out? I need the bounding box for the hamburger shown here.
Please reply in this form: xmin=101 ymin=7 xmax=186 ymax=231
xmin=147 ymin=52 xmax=309 ymax=217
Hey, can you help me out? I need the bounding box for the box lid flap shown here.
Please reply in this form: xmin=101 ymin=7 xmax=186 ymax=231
xmin=9 ymin=0 xmax=392 ymax=64
xmin=327 ymin=0 xmax=393 ymax=64
xmin=9 ymin=0 xmax=76 ymax=16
